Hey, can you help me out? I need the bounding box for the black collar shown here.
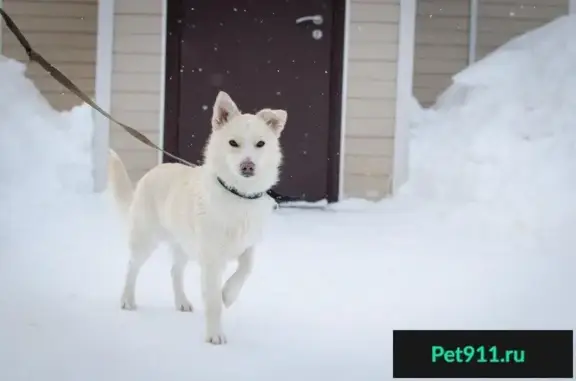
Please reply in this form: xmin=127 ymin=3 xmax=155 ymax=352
xmin=217 ymin=177 xmax=265 ymax=200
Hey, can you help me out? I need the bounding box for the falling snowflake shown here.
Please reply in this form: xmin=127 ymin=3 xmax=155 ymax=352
xmin=233 ymin=7 xmax=238 ymax=11
xmin=276 ymin=91 xmax=281 ymax=95
xmin=509 ymin=11 xmax=515 ymax=16
xmin=202 ymin=105 xmax=208 ymax=111
xmin=198 ymin=68 xmax=203 ymax=72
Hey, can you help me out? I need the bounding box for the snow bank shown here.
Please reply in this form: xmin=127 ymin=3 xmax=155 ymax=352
xmin=0 ymin=56 xmax=106 ymax=251
xmin=398 ymin=15 xmax=576 ymax=233
xmin=0 ymin=57 xmax=94 ymax=194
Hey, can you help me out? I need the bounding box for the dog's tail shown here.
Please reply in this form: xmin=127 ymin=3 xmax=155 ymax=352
xmin=107 ymin=148 xmax=133 ymax=218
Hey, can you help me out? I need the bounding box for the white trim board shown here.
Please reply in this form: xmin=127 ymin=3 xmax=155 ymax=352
xmin=468 ymin=0 xmax=479 ymax=64
xmin=0 ymin=0 xmax=4 ymax=53
xmin=337 ymin=0 xmax=351 ymax=201
xmin=92 ymin=0 xmax=115 ymax=192
xmin=392 ymin=0 xmax=416 ymax=194
xmin=158 ymin=0 xmax=168 ymax=163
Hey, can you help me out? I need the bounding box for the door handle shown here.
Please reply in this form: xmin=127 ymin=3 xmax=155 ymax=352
xmin=295 ymin=14 xmax=323 ymax=25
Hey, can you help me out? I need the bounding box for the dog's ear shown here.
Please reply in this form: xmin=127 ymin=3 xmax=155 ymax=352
xmin=256 ymin=109 xmax=287 ymax=136
xmin=212 ymin=91 xmax=240 ymax=130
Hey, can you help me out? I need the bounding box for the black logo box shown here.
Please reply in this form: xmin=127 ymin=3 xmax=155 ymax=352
xmin=393 ymin=330 xmax=573 ymax=378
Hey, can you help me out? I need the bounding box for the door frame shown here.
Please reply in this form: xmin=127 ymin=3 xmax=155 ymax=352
xmin=162 ymin=0 xmax=347 ymax=203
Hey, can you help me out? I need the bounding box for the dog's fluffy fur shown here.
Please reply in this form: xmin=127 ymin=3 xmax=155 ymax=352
xmin=108 ymin=91 xmax=287 ymax=345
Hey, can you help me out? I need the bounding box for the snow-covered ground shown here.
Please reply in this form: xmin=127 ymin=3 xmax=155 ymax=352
xmin=1 ymin=15 xmax=576 ymax=381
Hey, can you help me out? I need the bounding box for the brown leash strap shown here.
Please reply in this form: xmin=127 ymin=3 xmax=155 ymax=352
xmin=0 ymin=8 xmax=194 ymax=167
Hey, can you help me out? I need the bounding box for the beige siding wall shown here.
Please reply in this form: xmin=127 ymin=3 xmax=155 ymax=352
xmin=413 ymin=0 xmax=470 ymax=107
xmin=343 ymin=0 xmax=399 ymax=200
xmin=110 ymin=0 xmax=163 ymax=181
xmin=476 ymin=0 xmax=568 ymax=60
xmin=1 ymin=0 xmax=97 ymax=111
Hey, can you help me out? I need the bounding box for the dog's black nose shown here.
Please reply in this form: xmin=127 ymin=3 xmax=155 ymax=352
xmin=240 ymin=160 xmax=255 ymax=177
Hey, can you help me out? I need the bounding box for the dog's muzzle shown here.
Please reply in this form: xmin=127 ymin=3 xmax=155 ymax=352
xmin=239 ymin=160 xmax=255 ymax=177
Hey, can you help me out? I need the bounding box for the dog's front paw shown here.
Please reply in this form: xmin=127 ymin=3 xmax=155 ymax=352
xmin=120 ymin=297 xmax=137 ymax=311
xmin=205 ymin=330 xmax=227 ymax=345
xmin=175 ymin=298 xmax=194 ymax=312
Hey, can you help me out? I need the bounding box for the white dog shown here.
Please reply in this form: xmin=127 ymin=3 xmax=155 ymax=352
xmin=108 ymin=91 xmax=287 ymax=344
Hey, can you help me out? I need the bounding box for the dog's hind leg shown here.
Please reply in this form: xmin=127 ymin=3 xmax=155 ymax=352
xmin=120 ymin=225 xmax=158 ymax=310
xmin=222 ymin=247 xmax=254 ymax=308
xmin=170 ymin=243 xmax=193 ymax=312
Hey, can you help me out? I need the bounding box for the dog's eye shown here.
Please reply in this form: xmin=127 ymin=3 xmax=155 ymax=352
xmin=255 ymin=140 xmax=265 ymax=148
xmin=229 ymin=140 xmax=239 ymax=147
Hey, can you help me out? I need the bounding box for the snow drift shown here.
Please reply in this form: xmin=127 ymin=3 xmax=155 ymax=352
xmin=0 ymin=57 xmax=94 ymax=194
xmin=399 ymin=15 xmax=576 ymax=234
xmin=0 ymin=56 xmax=105 ymax=252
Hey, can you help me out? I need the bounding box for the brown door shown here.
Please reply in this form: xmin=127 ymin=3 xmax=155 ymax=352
xmin=164 ymin=0 xmax=345 ymax=202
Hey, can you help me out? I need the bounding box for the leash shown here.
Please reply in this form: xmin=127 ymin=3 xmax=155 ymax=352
xmin=0 ymin=8 xmax=194 ymax=167
xmin=0 ymin=8 xmax=302 ymax=204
